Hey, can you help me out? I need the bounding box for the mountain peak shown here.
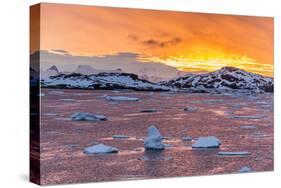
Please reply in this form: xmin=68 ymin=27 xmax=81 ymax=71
xmin=42 ymin=72 xmax=170 ymax=91
xmin=48 ymin=65 xmax=59 ymax=73
xmin=164 ymin=66 xmax=273 ymax=93
xmin=219 ymin=66 xmax=240 ymax=72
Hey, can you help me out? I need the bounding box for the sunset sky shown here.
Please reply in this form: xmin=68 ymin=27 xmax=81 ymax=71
xmin=32 ymin=3 xmax=274 ymax=77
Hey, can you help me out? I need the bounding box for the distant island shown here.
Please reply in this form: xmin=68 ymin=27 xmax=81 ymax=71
xmin=39 ymin=66 xmax=273 ymax=94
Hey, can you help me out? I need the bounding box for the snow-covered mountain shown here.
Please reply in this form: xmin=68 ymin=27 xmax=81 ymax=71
xmin=73 ymin=65 xmax=123 ymax=75
xmin=163 ymin=66 xmax=273 ymax=93
xmin=48 ymin=65 xmax=59 ymax=73
xmin=41 ymin=65 xmax=60 ymax=79
xmin=41 ymin=72 xmax=170 ymax=91
xmin=41 ymin=66 xmax=273 ymax=93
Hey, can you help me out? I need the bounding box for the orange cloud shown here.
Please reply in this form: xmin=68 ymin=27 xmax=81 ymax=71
xmin=35 ymin=3 xmax=273 ymax=76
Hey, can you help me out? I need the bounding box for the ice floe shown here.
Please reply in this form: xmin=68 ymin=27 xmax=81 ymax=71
xmin=48 ymin=90 xmax=64 ymax=95
xmin=105 ymin=96 xmax=139 ymax=102
xmin=144 ymin=125 xmax=165 ymax=150
xmin=252 ymin=132 xmax=267 ymax=138
xmin=183 ymin=107 xmax=198 ymax=112
xmin=84 ymin=144 xmax=118 ymax=154
xmin=112 ymin=90 xmax=121 ymax=93
xmin=71 ymin=112 xmax=107 ymax=121
xmin=238 ymin=166 xmax=252 ymax=173
xmin=239 ymin=125 xmax=257 ymax=129
xmin=74 ymin=128 xmax=83 ymax=134
xmin=192 ymin=136 xmax=221 ymax=148
xmin=231 ymin=115 xmax=265 ymax=120
xmin=43 ymin=113 xmax=58 ymax=116
xmin=65 ymin=144 xmax=80 ymax=149
xmin=112 ymin=135 xmax=130 ymax=139
xmin=140 ymin=109 xmax=157 ymax=113
xmin=37 ymin=93 xmax=45 ymax=97
xmin=138 ymin=156 xmax=173 ymax=161
xmin=218 ymin=151 xmax=251 ymax=156
xmin=60 ymin=99 xmax=77 ymax=102
xmin=182 ymin=136 xmax=192 ymax=141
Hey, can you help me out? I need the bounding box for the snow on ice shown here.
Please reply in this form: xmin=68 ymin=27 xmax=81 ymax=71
xmin=144 ymin=125 xmax=165 ymax=150
xmin=192 ymin=136 xmax=221 ymax=148
xmin=106 ymin=96 xmax=139 ymax=102
xmin=71 ymin=112 xmax=107 ymax=121
xmin=238 ymin=166 xmax=252 ymax=173
xmin=218 ymin=151 xmax=251 ymax=156
xmin=84 ymin=144 xmax=118 ymax=154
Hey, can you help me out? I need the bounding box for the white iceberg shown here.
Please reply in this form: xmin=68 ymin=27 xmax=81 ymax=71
xmin=71 ymin=112 xmax=107 ymax=121
xmin=238 ymin=166 xmax=252 ymax=173
xmin=84 ymin=144 xmax=118 ymax=154
xmin=192 ymin=136 xmax=221 ymax=148
xmin=218 ymin=151 xmax=251 ymax=156
xmin=105 ymin=96 xmax=139 ymax=102
xmin=144 ymin=125 xmax=165 ymax=150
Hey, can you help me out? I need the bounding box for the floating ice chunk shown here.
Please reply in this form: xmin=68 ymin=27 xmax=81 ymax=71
xmin=140 ymin=109 xmax=157 ymax=113
xmin=105 ymin=96 xmax=139 ymax=102
xmin=138 ymin=156 xmax=173 ymax=161
xmin=252 ymin=132 xmax=267 ymax=138
xmin=112 ymin=90 xmax=121 ymax=93
xmin=43 ymin=113 xmax=58 ymax=116
xmin=144 ymin=125 xmax=165 ymax=150
xmin=231 ymin=115 xmax=265 ymax=120
xmin=238 ymin=166 xmax=252 ymax=173
xmin=74 ymin=128 xmax=83 ymax=134
xmin=65 ymin=144 xmax=80 ymax=149
xmin=232 ymin=104 xmax=242 ymax=109
xmin=71 ymin=112 xmax=107 ymax=121
xmin=239 ymin=125 xmax=257 ymax=129
xmin=202 ymin=99 xmax=225 ymax=104
xmin=218 ymin=151 xmax=251 ymax=156
xmin=183 ymin=107 xmax=197 ymax=112
xmin=60 ymin=99 xmax=76 ymax=102
xmin=192 ymin=136 xmax=221 ymax=148
xmin=37 ymin=93 xmax=45 ymax=97
xmin=112 ymin=135 xmax=130 ymax=139
xmin=84 ymin=144 xmax=118 ymax=154
xmin=48 ymin=90 xmax=64 ymax=95
xmin=182 ymin=136 xmax=192 ymax=141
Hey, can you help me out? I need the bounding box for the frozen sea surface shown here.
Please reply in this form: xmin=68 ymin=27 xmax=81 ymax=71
xmin=39 ymin=89 xmax=273 ymax=185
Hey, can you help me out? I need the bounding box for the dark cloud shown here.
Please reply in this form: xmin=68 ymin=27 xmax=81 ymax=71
xmin=127 ymin=34 xmax=139 ymax=41
xmin=143 ymin=37 xmax=182 ymax=48
xmin=128 ymin=34 xmax=182 ymax=48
